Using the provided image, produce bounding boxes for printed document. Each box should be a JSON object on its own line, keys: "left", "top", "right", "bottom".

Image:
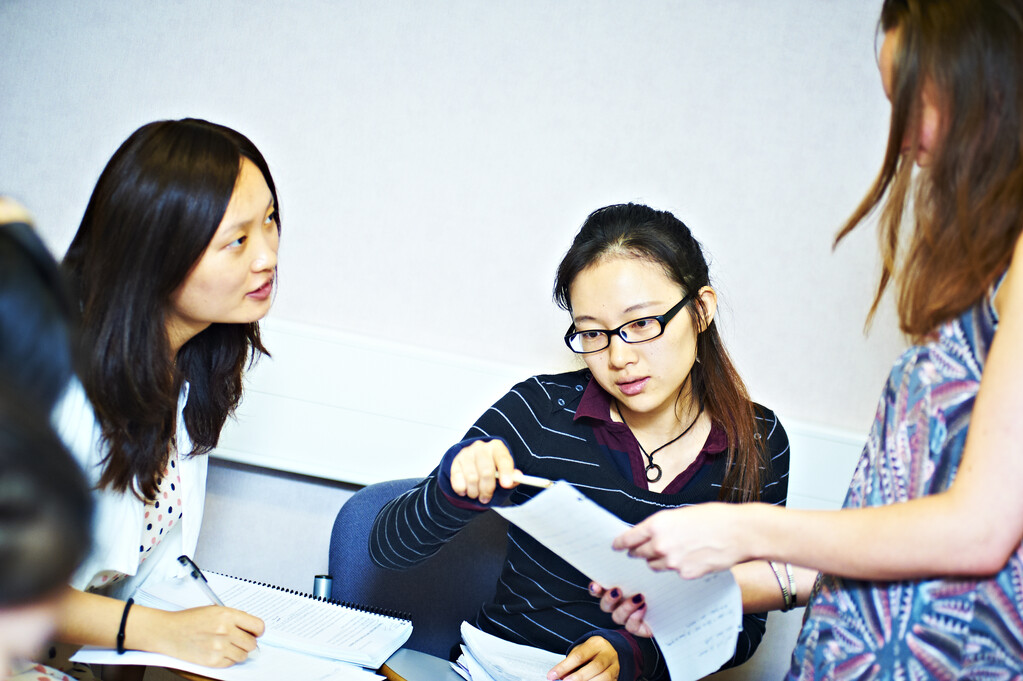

{"left": 493, "top": 481, "right": 742, "bottom": 681}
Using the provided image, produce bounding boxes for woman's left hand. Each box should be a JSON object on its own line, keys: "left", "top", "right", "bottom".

{"left": 546, "top": 636, "right": 619, "bottom": 681}
{"left": 613, "top": 503, "right": 754, "bottom": 578}
{"left": 590, "top": 582, "right": 652, "bottom": 637}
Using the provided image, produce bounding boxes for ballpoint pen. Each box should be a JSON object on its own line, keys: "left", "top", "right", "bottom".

{"left": 177, "top": 554, "right": 225, "bottom": 606}
{"left": 178, "top": 555, "right": 262, "bottom": 658}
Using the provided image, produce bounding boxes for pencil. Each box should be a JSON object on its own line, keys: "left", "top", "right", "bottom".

{"left": 515, "top": 473, "right": 554, "bottom": 489}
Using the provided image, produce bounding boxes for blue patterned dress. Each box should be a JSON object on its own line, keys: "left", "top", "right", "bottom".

{"left": 787, "top": 281, "right": 1023, "bottom": 680}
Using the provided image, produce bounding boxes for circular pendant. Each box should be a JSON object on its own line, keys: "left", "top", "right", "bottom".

{"left": 645, "top": 463, "right": 662, "bottom": 483}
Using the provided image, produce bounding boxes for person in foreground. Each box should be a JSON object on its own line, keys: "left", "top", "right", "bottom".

{"left": 0, "top": 391, "right": 93, "bottom": 681}
{"left": 601, "top": 1, "right": 1023, "bottom": 678}
{"left": 43, "top": 119, "right": 281, "bottom": 676}
{"left": 0, "top": 200, "right": 92, "bottom": 680}
{"left": 370, "top": 203, "right": 790, "bottom": 681}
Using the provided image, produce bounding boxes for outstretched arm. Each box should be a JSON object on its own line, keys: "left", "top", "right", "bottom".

{"left": 615, "top": 235, "right": 1023, "bottom": 581}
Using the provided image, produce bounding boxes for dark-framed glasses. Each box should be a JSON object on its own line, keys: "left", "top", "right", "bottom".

{"left": 563, "top": 292, "right": 695, "bottom": 354}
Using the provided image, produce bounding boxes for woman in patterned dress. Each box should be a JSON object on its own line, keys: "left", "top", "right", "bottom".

{"left": 27, "top": 119, "right": 281, "bottom": 679}
{"left": 601, "top": 0, "right": 1023, "bottom": 678}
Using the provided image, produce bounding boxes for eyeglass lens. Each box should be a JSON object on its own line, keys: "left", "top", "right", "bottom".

{"left": 568, "top": 317, "right": 664, "bottom": 353}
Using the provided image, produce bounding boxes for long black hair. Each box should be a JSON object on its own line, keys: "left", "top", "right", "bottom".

{"left": 63, "top": 118, "right": 281, "bottom": 499}
{"left": 554, "top": 203, "right": 765, "bottom": 502}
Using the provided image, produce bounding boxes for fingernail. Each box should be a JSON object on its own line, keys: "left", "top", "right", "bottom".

{"left": 631, "top": 594, "right": 644, "bottom": 605}
{"left": 588, "top": 582, "right": 599, "bottom": 594}
{"left": 610, "top": 588, "right": 620, "bottom": 599}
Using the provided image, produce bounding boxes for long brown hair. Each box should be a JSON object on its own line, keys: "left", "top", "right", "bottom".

{"left": 837, "top": 0, "right": 1023, "bottom": 340}
{"left": 554, "top": 203, "right": 765, "bottom": 503}
{"left": 64, "top": 119, "right": 280, "bottom": 499}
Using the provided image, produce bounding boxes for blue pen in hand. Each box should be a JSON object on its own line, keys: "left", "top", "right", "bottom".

{"left": 177, "top": 555, "right": 225, "bottom": 606}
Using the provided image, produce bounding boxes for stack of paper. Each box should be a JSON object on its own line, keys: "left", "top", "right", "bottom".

{"left": 452, "top": 622, "right": 563, "bottom": 681}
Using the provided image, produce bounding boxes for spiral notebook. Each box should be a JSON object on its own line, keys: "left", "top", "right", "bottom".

{"left": 133, "top": 571, "right": 412, "bottom": 669}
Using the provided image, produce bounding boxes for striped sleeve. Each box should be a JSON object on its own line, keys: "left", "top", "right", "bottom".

{"left": 369, "top": 377, "right": 551, "bottom": 570}
{"left": 757, "top": 406, "right": 790, "bottom": 507}
{"left": 369, "top": 469, "right": 481, "bottom": 569}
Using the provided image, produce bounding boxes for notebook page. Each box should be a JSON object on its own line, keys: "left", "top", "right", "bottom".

{"left": 136, "top": 573, "right": 410, "bottom": 667}
{"left": 494, "top": 481, "right": 741, "bottom": 681}
{"left": 205, "top": 573, "right": 411, "bottom": 664}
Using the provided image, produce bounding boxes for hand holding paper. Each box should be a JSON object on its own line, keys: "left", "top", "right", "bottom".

{"left": 493, "top": 482, "right": 742, "bottom": 681}
{"left": 613, "top": 502, "right": 752, "bottom": 578}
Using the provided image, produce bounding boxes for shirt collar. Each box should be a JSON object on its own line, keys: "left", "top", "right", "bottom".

{"left": 575, "top": 375, "right": 728, "bottom": 455}
{"left": 575, "top": 374, "right": 615, "bottom": 422}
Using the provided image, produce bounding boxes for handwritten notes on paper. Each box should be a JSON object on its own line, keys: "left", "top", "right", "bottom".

{"left": 493, "top": 482, "right": 742, "bottom": 681}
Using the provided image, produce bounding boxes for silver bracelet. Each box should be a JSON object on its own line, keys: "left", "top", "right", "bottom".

{"left": 768, "top": 561, "right": 794, "bottom": 611}
{"left": 785, "top": 562, "right": 797, "bottom": 610}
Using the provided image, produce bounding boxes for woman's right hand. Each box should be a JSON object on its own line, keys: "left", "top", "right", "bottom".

{"left": 137, "top": 605, "right": 264, "bottom": 667}
{"left": 449, "top": 439, "right": 519, "bottom": 504}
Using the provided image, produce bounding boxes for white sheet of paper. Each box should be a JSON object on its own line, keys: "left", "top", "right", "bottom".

{"left": 71, "top": 644, "right": 383, "bottom": 681}
{"left": 493, "top": 481, "right": 742, "bottom": 681}
{"left": 457, "top": 622, "right": 563, "bottom": 681}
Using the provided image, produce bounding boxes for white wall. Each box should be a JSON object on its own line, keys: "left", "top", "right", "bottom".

{"left": 1, "top": 0, "right": 905, "bottom": 433}
{"left": 3, "top": 3, "right": 894, "bottom": 677}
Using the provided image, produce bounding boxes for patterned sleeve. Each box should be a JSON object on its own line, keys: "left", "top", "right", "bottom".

{"left": 724, "top": 406, "right": 791, "bottom": 669}
{"left": 369, "top": 377, "right": 550, "bottom": 570}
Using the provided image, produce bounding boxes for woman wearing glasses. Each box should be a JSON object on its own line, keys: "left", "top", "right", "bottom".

{"left": 370, "top": 203, "right": 789, "bottom": 681}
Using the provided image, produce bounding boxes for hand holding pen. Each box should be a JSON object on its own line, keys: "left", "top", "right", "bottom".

{"left": 166, "top": 555, "right": 264, "bottom": 665}
{"left": 448, "top": 438, "right": 555, "bottom": 504}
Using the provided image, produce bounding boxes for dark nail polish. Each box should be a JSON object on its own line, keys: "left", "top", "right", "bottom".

{"left": 610, "top": 588, "right": 620, "bottom": 599}
{"left": 632, "top": 594, "right": 644, "bottom": 604}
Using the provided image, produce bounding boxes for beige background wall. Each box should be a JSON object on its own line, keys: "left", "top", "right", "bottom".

{"left": 1, "top": 0, "right": 905, "bottom": 433}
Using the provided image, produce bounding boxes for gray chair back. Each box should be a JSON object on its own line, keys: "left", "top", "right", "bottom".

{"left": 328, "top": 477, "right": 508, "bottom": 659}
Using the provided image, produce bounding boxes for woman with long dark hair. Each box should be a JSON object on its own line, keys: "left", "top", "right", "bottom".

{"left": 606, "top": 1, "right": 1023, "bottom": 677}
{"left": 370, "top": 203, "right": 790, "bottom": 681}
{"left": 41, "top": 118, "right": 280, "bottom": 674}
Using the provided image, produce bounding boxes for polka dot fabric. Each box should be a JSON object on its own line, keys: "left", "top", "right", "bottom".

{"left": 83, "top": 445, "right": 183, "bottom": 591}
{"left": 140, "top": 445, "right": 183, "bottom": 564}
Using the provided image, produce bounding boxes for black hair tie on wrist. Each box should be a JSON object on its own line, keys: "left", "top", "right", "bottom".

{"left": 117, "top": 597, "right": 134, "bottom": 654}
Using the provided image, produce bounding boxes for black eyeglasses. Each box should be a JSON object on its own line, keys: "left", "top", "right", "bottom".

{"left": 563, "top": 293, "right": 695, "bottom": 354}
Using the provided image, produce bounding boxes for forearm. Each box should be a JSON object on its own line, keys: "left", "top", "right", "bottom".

{"left": 747, "top": 494, "right": 1009, "bottom": 580}
{"left": 55, "top": 587, "right": 169, "bottom": 653}
{"left": 731, "top": 561, "right": 817, "bottom": 612}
